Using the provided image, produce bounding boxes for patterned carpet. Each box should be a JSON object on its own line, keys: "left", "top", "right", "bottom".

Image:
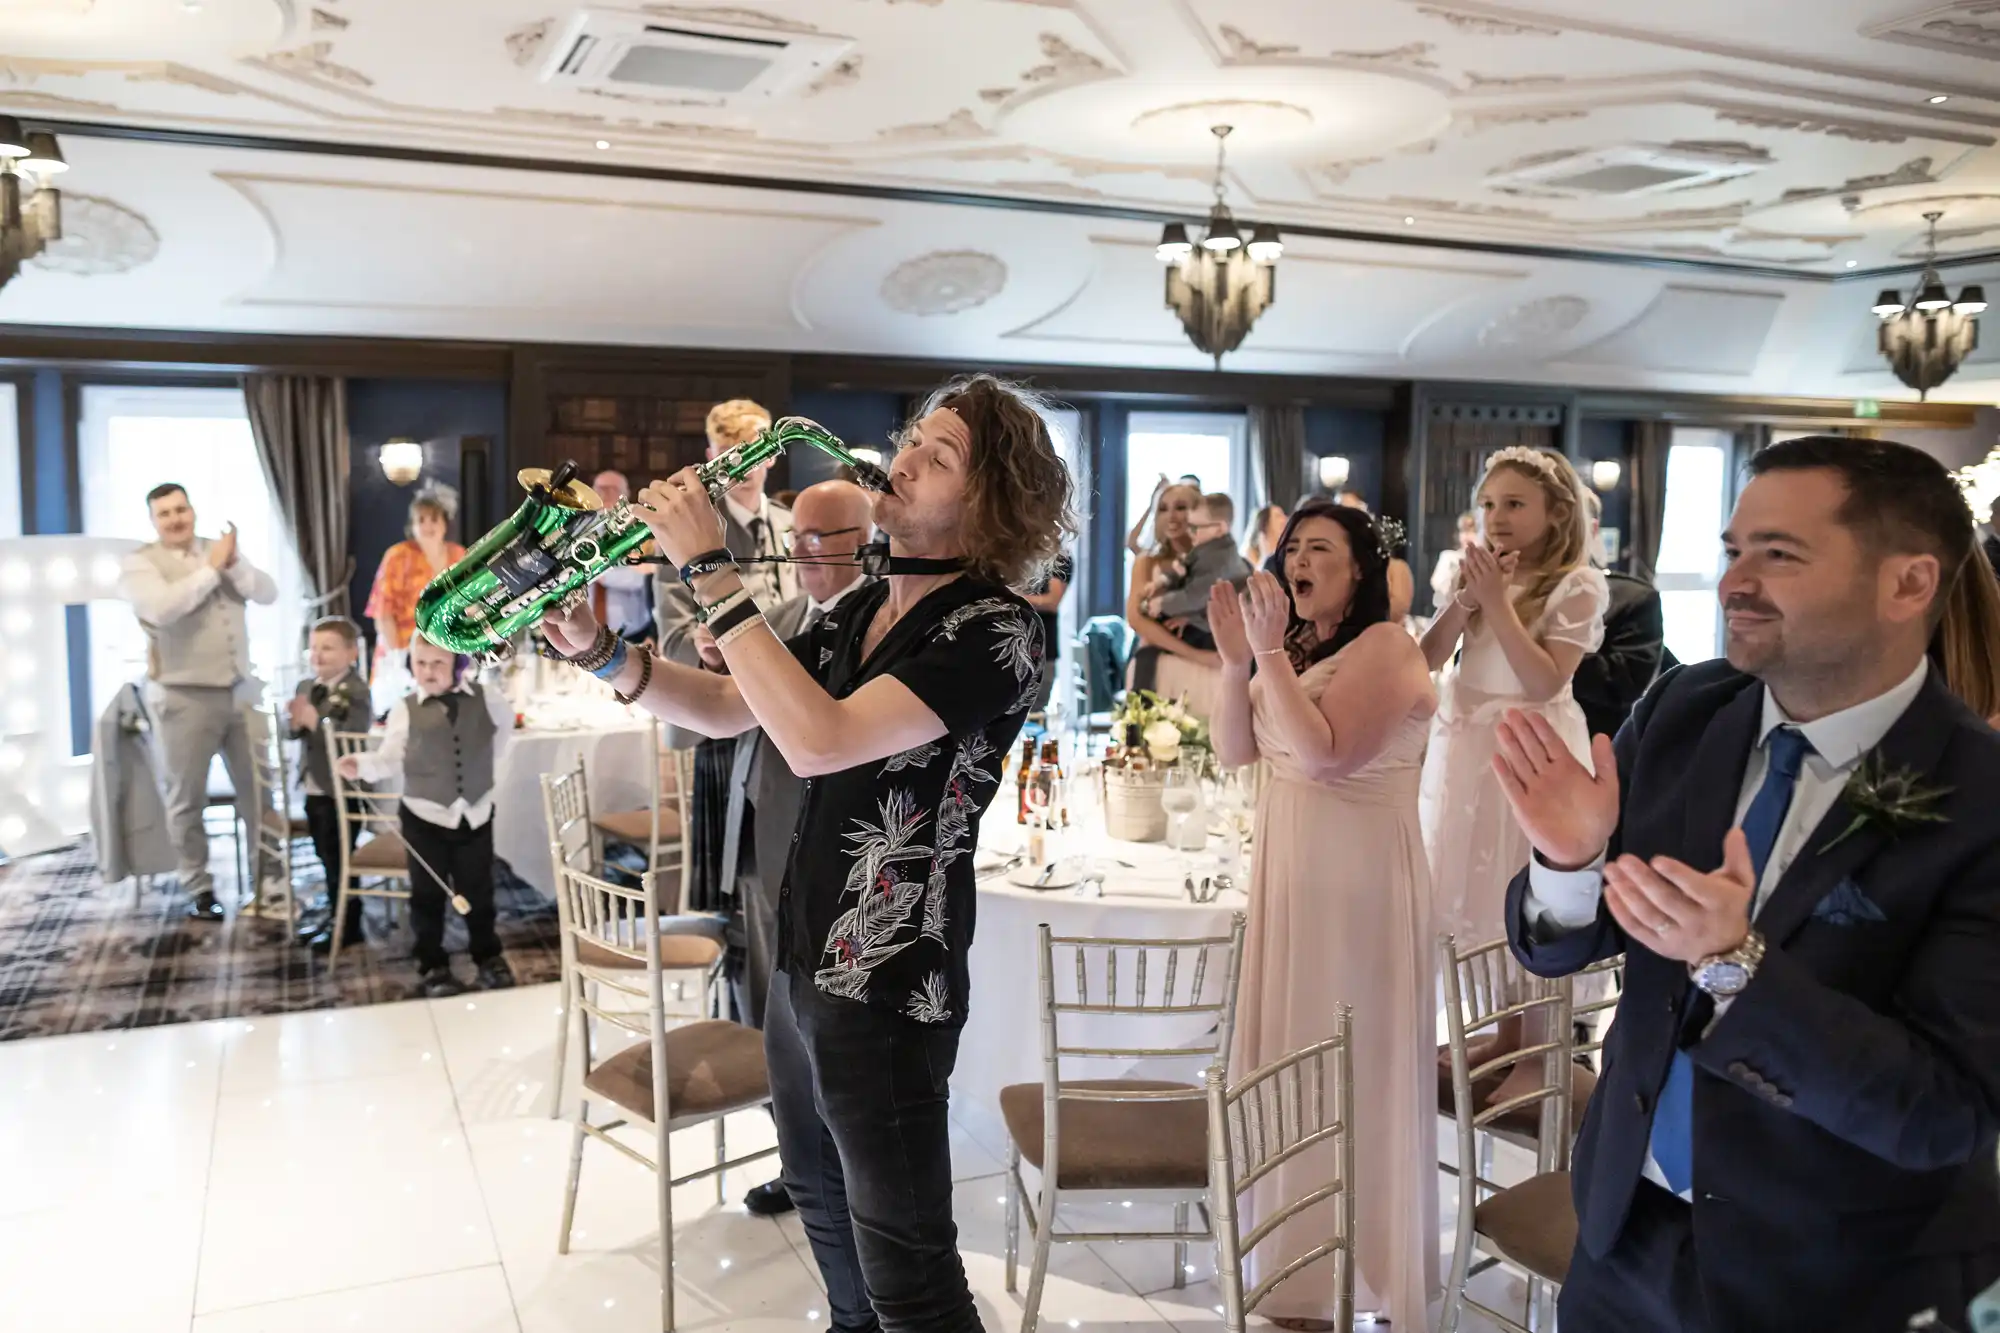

{"left": 0, "top": 839, "right": 565, "bottom": 1041}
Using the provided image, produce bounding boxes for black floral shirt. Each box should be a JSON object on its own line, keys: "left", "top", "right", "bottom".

{"left": 775, "top": 576, "right": 1042, "bottom": 1026}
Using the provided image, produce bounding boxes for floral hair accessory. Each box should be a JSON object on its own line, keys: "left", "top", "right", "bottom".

{"left": 1484, "top": 446, "right": 1566, "bottom": 485}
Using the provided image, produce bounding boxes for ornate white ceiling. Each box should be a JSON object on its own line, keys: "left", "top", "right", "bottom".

{"left": 4, "top": 0, "right": 2000, "bottom": 399}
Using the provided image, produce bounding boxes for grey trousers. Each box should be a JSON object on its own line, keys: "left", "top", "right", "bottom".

{"left": 150, "top": 684, "right": 272, "bottom": 897}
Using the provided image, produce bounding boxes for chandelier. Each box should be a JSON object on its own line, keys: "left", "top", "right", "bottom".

{"left": 1955, "top": 444, "right": 2000, "bottom": 518}
{"left": 1155, "top": 125, "right": 1282, "bottom": 368}
{"left": 0, "top": 117, "right": 65, "bottom": 294}
{"left": 1872, "top": 210, "right": 1985, "bottom": 401}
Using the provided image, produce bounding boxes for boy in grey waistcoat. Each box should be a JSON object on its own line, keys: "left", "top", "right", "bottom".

{"left": 339, "top": 634, "right": 515, "bottom": 998}
{"left": 288, "top": 617, "right": 373, "bottom": 952}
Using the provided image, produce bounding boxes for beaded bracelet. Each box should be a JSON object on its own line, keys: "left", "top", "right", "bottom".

{"left": 589, "top": 637, "right": 631, "bottom": 681}
{"left": 613, "top": 648, "right": 654, "bottom": 705}
{"left": 547, "top": 623, "right": 620, "bottom": 672}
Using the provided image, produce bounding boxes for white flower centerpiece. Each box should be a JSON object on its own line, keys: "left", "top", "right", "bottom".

{"left": 1101, "top": 690, "right": 1212, "bottom": 842}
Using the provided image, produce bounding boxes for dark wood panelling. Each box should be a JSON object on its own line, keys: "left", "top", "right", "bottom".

{"left": 1576, "top": 390, "right": 1977, "bottom": 429}
{"left": 791, "top": 352, "right": 1400, "bottom": 410}
{"left": 0, "top": 324, "right": 512, "bottom": 380}
{"left": 508, "top": 346, "right": 790, "bottom": 487}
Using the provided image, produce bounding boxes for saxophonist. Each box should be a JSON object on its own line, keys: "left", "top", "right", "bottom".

{"left": 543, "top": 375, "right": 1073, "bottom": 1333}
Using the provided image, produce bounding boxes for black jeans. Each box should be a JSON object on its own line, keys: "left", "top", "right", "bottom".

{"left": 398, "top": 806, "right": 500, "bottom": 972}
{"left": 765, "top": 969, "right": 978, "bottom": 1333}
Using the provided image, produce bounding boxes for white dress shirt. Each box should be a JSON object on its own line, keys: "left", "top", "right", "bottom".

{"left": 120, "top": 540, "right": 278, "bottom": 695}
{"left": 804, "top": 574, "right": 865, "bottom": 626}
{"left": 1526, "top": 656, "right": 1932, "bottom": 1196}
{"left": 349, "top": 679, "right": 515, "bottom": 829}
{"left": 595, "top": 564, "right": 652, "bottom": 636}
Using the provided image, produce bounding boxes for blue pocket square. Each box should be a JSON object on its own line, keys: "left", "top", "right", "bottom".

{"left": 1812, "top": 878, "right": 1887, "bottom": 927}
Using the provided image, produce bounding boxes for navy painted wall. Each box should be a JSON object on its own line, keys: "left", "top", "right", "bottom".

{"left": 1579, "top": 417, "right": 1635, "bottom": 570}
{"left": 784, "top": 389, "right": 906, "bottom": 492}
{"left": 1302, "top": 406, "right": 1390, "bottom": 513}
{"left": 344, "top": 378, "right": 508, "bottom": 633}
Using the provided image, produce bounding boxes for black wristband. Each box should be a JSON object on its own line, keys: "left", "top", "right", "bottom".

{"left": 679, "top": 548, "right": 737, "bottom": 585}
{"left": 705, "top": 596, "right": 760, "bottom": 644}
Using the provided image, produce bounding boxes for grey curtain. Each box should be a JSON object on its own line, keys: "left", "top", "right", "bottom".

{"left": 243, "top": 374, "right": 352, "bottom": 615}
{"left": 1250, "top": 404, "right": 1308, "bottom": 514}
{"left": 1627, "top": 420, "right": 1674, "bottom": 582}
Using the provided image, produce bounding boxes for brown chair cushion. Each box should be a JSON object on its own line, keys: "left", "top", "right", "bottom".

{"left": 349, "top": 833, "right": 408, "bottom": 873}
{"left": 1473, "top": 1171, "right": 1576, "bottom": 1282}
{"left": 999, "top": 1079, "right": 1208, "bottom": 1191}
{"left": 1436, "top": 1055, "right": 1598, "bottom": 1139}
{"left": 582, "top": 1019, "right": 768, "bottom": 1122}
{"left": 576, "top": 931, "right": 722, "bottom": 971}
{"left": 592, "top": 808, "right": 683, "bottom": 843}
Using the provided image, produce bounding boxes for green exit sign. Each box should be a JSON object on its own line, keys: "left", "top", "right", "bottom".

{"left": 1854, "top": 398, "right": 1882, "bottom": 418}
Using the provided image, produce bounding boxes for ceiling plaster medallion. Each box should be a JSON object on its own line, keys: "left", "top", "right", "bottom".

{"left": 1479, "top": 295, "right": 1589, "bottom": 349}
{"left": 880, "top": 250, "right": 1008, "bottom": 316}
{"left": 27, "top": 195, "right": 159, "bottom": 278}
{"left": 506, "top": 18, "right": 553, "bottom": 67}
{"left": 1130, "top": 99, "right": 1314, "bottom": 143}
{"left": 1415, "top": 5, "right": 1561, "bottom": 37}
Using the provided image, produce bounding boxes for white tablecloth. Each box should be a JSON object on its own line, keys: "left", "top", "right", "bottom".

{"left": 491, "top": 720, "right": 654, "bottom": 897}
{"left": 954, "top": 826, "right": 1244, "bottom": 1148}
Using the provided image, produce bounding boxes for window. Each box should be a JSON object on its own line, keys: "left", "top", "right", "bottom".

{"left": 1036, "top": 405, "right": 1085, "bottom": 653}
{"left": 78, "top": 387, "right": 309, "bottom": 740}
{"left": 1655, "top": 427, "right": 1731, "bottom": 666}
{"left": 1123, "top": 411, "right": 1248, "bottom": 598}
{"left": 0, "top": 382, "right": 21, "bottom": 539}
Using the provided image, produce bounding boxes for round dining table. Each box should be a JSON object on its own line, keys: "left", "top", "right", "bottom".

{"left": 953, "top": 823, "right": 1246, "bottom": 1151}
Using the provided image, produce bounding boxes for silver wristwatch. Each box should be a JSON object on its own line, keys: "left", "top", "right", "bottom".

{"left": 1690, "top": 929, "right": 1766, "bottom": 998}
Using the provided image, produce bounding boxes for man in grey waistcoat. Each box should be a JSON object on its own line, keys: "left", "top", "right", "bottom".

{"left": 706, "top": 479, "right": 875, "bottom": 1218}
{"left": 119, "top": 482, "right": 280, "bottom": 921}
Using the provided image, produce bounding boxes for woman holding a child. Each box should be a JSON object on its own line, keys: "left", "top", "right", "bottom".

{"left": 1125, "top": 481, "right": 1237, "bottom": 719}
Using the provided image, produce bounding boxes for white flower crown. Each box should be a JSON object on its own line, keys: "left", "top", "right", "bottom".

{"left": 1484, "top": 446, "right": 1566, "bottom": 485}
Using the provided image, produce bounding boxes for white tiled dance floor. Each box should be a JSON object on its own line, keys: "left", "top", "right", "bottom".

{"left": 0, "top": 983, "right": 1529, "bottom": 1332}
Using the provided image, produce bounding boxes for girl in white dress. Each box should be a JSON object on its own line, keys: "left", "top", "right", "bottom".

{"left": 1418, "top": 447, "right": 1606, "bottom": 1106}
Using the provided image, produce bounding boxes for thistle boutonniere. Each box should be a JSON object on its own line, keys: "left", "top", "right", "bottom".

{"left": 1822, "top": 750, "right": 1952, "bottom": 853}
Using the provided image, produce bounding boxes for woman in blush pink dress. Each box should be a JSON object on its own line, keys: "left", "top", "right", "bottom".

{"left": 1210, "top": 499, "right": 1440, "bottom": 1329}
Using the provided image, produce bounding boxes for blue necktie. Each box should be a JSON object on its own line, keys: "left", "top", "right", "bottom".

{"left": 1649, "top": 725, "right": 1814, "bottom": 1194}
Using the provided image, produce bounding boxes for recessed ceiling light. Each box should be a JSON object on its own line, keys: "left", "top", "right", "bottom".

{"left": 595, "top": 140, "right": 610, "bottom": 150}
{"left": 1846, "top": 259, "right": 1859, "bottom": 268}
{"left": 1403, "top": 216, "right": 1415, "bottom": 226}
{"left": 1930, "top": 95, "right": 1949, "bottom": 104}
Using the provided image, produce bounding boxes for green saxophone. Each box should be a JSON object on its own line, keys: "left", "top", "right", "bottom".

{"left": 414, "top": 416, "right": 887, "bottom": 657}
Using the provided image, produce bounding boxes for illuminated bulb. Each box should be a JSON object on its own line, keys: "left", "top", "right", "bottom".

{"left": 8, "top": 656, "right": 33, "bottom": 682}
{"left": 0, "top": 745, "right": 22, "bottom": 773}
{"left": 62, "top": 779, "right": 87, "bottom": 808}
{"left": 0, "top": 561, "right": 28, "bottom": 593}
{"left": 43, "top": 557, "right": 76, "bottom": 589}
{"left": 3, "top": 609, "right": 30, "bottom": 635}
{"left": 0, "top": 816, "right": 27, "bottom": 843}
{"left": 1931, "top": 94, "right": 1949, "bottom": 104}
{"left": 7, "top": 702, "right": 36, "bottom": 731}
{"left": 595, "top": 140, "right": 611, "bottom": 150}
{"left": 92, "top": 555, "right": 122, "bottom": 587}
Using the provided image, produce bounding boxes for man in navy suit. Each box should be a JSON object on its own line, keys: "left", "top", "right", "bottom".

{"left": 1494, "top": 435, "right": 2000, "bottom": 1332}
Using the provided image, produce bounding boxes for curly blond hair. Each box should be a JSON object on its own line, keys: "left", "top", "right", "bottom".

{"left": 912, "top": 374, "right": 1079, "bottom": 588}
{"left": 705, "top": 398, "right": 772, "bottom": 452}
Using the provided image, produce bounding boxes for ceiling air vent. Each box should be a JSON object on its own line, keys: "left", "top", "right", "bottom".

{"left": 1488, "top": 143, "right": 1770, "bottom": 199}
{"left": 539, "top": 9, "right": 855, "bottom": 104}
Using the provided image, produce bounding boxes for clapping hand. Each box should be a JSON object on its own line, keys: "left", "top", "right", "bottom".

{"left": 1603, "top": 830, "right": 1755, "bottom": 964}
{"left": 1459, "top": 542, "right": 1517, "bottom": 612}
{"left": 286, "top": 697, "right": 317, "bottom": 730}
{"left": 1240, "top": 571, "right": 1291, "bottom": 657}
{"left": 632, "top": 468, "right": 727, "bottom": 568}
{"left": 207, "top": 524, "right": 239, "bottom": 571}
{"left": 1208, "top": 581, "right": 1252, "bottom": 668}
{"left": 1490, "top": 709, "right": 1619, "bottom": 871}
{"left": 335, "top": 754, "right": 361, "bottom": 781}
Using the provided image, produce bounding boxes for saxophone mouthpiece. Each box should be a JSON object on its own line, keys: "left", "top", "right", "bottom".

{"left": 543, "top": 461, "right": 578, "bottom": 496}
{"left": 852, "top": 462, "right": 892, "bottom": 494}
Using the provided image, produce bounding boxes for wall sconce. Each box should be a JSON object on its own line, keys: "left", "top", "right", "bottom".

{"left": 1590, "top": 459, "right": 1623, "bottom": 492}
{"left": 1317, "top": 455, "right": 1351, "bottom": 490}
{"left": 379, "top": 439, "right": 424, "bottom": 486}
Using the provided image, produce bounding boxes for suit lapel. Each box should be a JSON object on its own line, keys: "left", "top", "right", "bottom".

{"left": 1680, "top": 681, "right": 1763, "bottom": 868}
{"left": 1755, "top": 671, "right": 1961, "bottom": 946}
